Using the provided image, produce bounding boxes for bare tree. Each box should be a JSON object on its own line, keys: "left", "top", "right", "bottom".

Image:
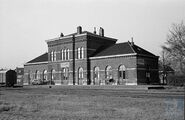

{"left": 162, "top": 21, "right": 185, "bottom": 74}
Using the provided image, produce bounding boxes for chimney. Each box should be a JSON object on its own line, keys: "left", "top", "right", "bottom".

{"left": 131, "top": 37, "right": 134, "bottom": 46}
{"left": 77, "top": 26, "right": 82, "bottom": 34}
{"left": 99, "top": 27, "right": 104, "bottom": 37}
{"left": 93, "top": 27, "right": 96, "bottom": 34}
{"left": 60, "top": 33, "right": 64, "bottom": 37}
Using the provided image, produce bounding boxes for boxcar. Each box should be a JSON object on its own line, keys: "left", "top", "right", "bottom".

{"left": 6, "top": 70, "right": 17, "bottom": 87}
{"left": 0, "top": 69, "right": 8, "bottom": 85}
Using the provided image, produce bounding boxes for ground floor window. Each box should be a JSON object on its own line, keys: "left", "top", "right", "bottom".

{"left": 93, "top": 66, "right": 100, "bottom": 84}
{"left": 105, "top": 66, "right": 112, "bottom": 79}
{"left": 43, "top": 70, "right": 47, "bottom": 81}
{"left": 35, "top": 70, "right": 40, "bottom": 79}
{"left": 61, "top": 68, "right": 69, "bottom": 81}
{"left": 118, "top": 65, "right": 126, "bottom": 79}
{"left": 51, "top": 69, "right": 55, "bottom": 80}
{"left": 118, "top": 65, "right": 126, "bottom": 85}
{"left": 78, "top": 67, "right": 83, "bottom": 84}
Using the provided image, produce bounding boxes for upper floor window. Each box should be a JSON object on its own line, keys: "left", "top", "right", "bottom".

{"left": 51, "top": 51, "right": 54, "bottom": 61}
{"left": 61, "top": 49, "right": 63, "bottom": 60}
{"left": 54, "top": 51, "right": 57, "bottom": 61}
{"left": 66, "top": 49, "right": 70, "bottom": 60}
{"left": 81, "top": 47, "right": 84, "bottom": 59}
{"left": 77, "top": 47, "right": 84, "bottom": 59}
{"left": 67, "top": 49, "right": 70, "bottom": 60}
{"left": 64, "top": 49, "right": 66, "bottom": 60}
{"left": 77, "top": 48, "right": 81, "bottom": 59}
{"left": 61, "top": 49, "right": 70, "bottom": 61}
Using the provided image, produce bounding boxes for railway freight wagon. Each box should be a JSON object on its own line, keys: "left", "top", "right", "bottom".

{"left": 0, "top": 69, "right": 17, "bottom": 87}
{"left": 0, "top": 69, "right": 8, "bottom": 85}
{"left": 6, "top": 70, "right": 17, "bottom": 87}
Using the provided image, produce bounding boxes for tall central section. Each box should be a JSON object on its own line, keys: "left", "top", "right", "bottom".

{"left": 46, "top": 26, "right": 117, "bottom": 85}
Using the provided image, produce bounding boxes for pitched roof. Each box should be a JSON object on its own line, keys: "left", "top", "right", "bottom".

{"left": 27, "top": 52, "right": 48, "bottom": 63}
{"left": 131, "top": 44, "right": 156, "bottom": 56}
{"left": 93, "top": 42, "right": 135, "bottom": 57}
{"left": 93, "top": 42, "right": 157, "bottom": 57}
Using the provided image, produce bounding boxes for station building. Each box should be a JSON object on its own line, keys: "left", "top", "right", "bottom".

{"left": 24, "top": 26, "right": 159, "bottom": 85}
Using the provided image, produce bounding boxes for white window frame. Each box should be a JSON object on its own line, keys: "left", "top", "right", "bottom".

{"left": 61, "top": 50, "right": 63, "bottom": 60}
{"left": 78, "top": 67, "right": 83, "bottom": 79}
{"left": 81, "top": 47, "right": 84, "bottom": 59}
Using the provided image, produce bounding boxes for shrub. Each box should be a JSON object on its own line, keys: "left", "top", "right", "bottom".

{"left": 167, "top": 75, "right": 185, "bottom": 86}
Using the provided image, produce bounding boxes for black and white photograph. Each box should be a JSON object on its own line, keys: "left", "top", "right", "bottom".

{"left": 0, "top": 0, "right": 184, "bottom": 119}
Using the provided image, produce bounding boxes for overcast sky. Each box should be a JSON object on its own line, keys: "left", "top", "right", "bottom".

{"left": 0, "top": 0, "right": 185, "bottom": 69}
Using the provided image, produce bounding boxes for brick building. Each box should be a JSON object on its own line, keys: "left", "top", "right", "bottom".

{"left": 24, "top": 26, "right": 159, "bottom": 85}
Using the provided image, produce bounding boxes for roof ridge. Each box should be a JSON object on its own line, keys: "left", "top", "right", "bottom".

{"left": 27, "top": 52, "right": 48, "bottom": 63}
{"left": 127, "top": 41, "right": 136, "bottom": 53}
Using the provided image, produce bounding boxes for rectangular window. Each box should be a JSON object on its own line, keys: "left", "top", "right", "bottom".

{"left": 68, "top": 49, "right": 70, "bottom": 60}
{"left": 78, "top": 48, "right": 81, "bottom": 59}
{"left": 63, "top": 49, "right": 66, "bottom": 60}
{"left": 54, "top": 51, "right": 56, "bottom": 61}
{"left": 51, "top": 51, "right": 53, "bottom": 61}
{"left": 81, "top": 47, "right": 84, "bottom": 59}
{"left": 61, "top": 50, "right": 63, "bottom": 60}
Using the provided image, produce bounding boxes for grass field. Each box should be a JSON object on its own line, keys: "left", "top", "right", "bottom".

{"left": 0, "top": 85, "right": 184, "bottom": 120}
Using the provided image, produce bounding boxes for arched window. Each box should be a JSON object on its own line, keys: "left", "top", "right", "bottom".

{"left": 118, "top": 65, "right": 126, "bottom": 79}
{"left": 29, "top": 71, "right": 32, "bottom": 80}
{"left": 35, "top": 70, "right": 37, "bottom": 79}
{"left": 43, "top": 70, "right": 47, "bottom": 81}
{"left": 94, "top": 66, "right": 100, "bottom": 80}
{"left": 78, "top": 67, "right": 83, "bottom": 79}
{"left": 62, "top": 68, "right": 69, "bottom": 80}
{"left": 28, "top": 71, "right": 31, "bottom": 84}
{"left": 35, "top": 70, "right": 40, "bottom": 79}
{"left": 105, "top": 66, "right": 112, "bottom": 79}
{"left": 51, "top": 69, "right": 55, "bottom": 80}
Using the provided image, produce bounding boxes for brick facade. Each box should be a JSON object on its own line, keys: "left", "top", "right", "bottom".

{"left": 24, "top": 26, "right": 159, "bottom": 85}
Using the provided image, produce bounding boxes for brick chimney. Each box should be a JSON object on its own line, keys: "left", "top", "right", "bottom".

{"left": 131, "top": 37, "right": 134, "bottom": 46}
{"left": 99, "top": 27, "right": 104, "bottom": 37}
{"left": 60, "top": 33, "right": 64, "bottom": 37}
{"left": 77, "top": 26, "right": 82, "bottom": 34}
{"left": 93, "top": 27, "right": 96, "bottom": 34}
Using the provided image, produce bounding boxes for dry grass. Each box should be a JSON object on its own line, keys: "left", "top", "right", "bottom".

{"left": 0, "top": 86, "right": 184, "bottom": 120}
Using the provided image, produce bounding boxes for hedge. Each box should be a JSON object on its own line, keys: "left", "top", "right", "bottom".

{"left": 167, "top": 75, "right": 185, "bottom": 86}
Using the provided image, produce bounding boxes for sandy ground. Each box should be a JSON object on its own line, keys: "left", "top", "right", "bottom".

{"left": 0, "top": 85, "right": 184, "bottom": 120}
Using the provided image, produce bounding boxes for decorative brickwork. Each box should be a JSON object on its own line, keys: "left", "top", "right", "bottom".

{"left": 24, "top": 27, "right": 159, "bottom": 85}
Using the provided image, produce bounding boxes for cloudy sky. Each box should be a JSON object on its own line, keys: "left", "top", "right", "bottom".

{"left": 0, "top": 0, "right": 185, "bottom": 69}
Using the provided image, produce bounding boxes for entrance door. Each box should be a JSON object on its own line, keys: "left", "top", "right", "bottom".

{"left": 61, "top": 68, "right": 69, "bottom": 85}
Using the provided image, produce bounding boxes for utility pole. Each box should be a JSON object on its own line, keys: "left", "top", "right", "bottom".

{"left": 162, "top": 51, "right": 166, "bottom": 84}
{"left": 72, "top": 35, "right": 75, "bottom": 85}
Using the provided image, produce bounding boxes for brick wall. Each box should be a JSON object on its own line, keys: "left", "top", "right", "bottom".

{"left": 137, "top": 56, "right": 159, "bottom": 85}
{"left": 24, "top": 63, "right": 48, "bottom": 85}
{"left": 90, "top": 55, "right": 137, "bottom": 85}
